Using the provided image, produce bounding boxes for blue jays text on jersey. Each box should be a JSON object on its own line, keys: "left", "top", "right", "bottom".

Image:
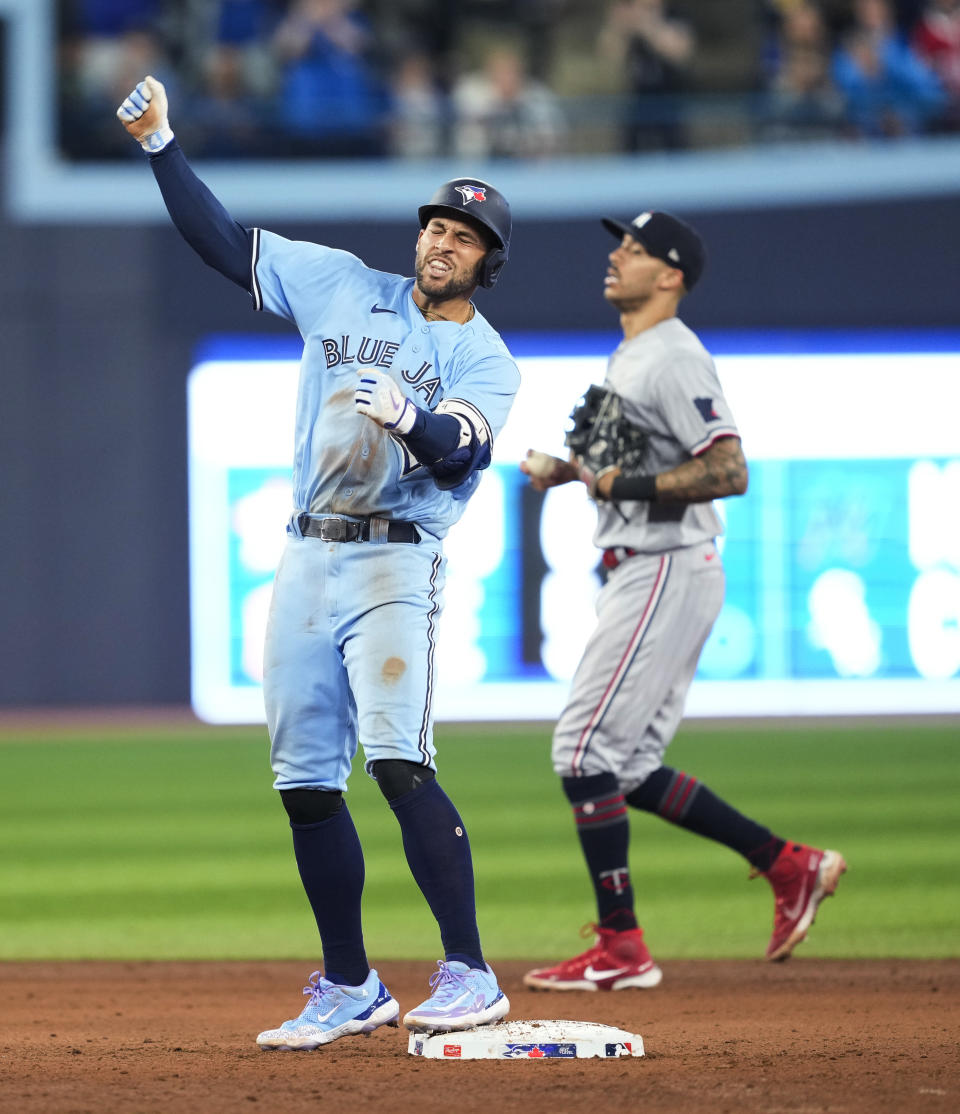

{"left": 321, "top": 334, "right": 441, "bottom": 407}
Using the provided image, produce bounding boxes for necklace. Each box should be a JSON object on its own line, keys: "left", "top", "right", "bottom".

{"left": 419, "top": 303, "right": 475, "bottom": 324}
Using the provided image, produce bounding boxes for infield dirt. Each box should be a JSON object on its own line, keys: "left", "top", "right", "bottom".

{"left": 1, "top": 958, "right": 957, "bottom": 1113}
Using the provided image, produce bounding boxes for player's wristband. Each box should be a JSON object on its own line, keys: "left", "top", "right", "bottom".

{"left": 610, "top": 474, "right": 658, "bottom": 501}
{"left": 141, "top": 126, "right": 175, "bottom": 153}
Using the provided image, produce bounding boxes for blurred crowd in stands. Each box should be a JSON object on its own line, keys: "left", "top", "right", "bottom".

{"left": 57, "top": 0, "right": 960, "bottom": 160}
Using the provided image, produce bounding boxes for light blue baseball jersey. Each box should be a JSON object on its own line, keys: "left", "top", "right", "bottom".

{"left": 252, "top": 230, "right": 520, "bottom": 537}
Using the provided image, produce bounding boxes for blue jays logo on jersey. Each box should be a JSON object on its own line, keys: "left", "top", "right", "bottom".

{"left": 456, "top": 185, "right": 487, "bottom": 206}
{"left": 694, "top": 396, "right": 720, "bottom": 422}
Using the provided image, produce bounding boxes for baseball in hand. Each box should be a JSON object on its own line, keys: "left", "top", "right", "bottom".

{"left": 523, "top": 449, "right": 563, "bottom": 480}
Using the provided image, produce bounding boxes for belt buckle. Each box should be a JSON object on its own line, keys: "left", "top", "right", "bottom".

{"left": 319, "top": 517, "right": 349, "bottom": 542}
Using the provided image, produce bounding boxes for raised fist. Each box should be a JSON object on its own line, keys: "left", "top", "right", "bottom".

{"left": 116, "top": 76, "right": 173, "bottom": 152}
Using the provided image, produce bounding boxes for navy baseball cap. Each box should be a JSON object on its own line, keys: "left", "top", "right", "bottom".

{"left": 601, "top": 210, "right": 706, "bottom": 290}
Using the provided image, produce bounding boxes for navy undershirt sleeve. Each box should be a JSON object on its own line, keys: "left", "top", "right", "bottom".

{"left": 401, "top": 408, "right": 461, "bottom": 463}
{"left": 400, "top": 408, "right": 490, "bottom": 490}
{"left": 148, "top": 140, "right": 252, "bottom": 290}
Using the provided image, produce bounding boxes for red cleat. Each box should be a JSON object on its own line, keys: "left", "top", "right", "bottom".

{"left": 523, "top": 925, "right": 662, "bottom": 991}
{"left": 761, "top": 843, "right": 847, "bottom": 961}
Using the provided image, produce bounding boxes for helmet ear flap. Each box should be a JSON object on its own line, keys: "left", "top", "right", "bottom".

{"left": 480, "top": 245, "right": 508, "bottom": 289}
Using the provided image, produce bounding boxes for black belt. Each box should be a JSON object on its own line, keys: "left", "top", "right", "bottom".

{"left": 298, "top": 514, "right": 420, "bottom": 544}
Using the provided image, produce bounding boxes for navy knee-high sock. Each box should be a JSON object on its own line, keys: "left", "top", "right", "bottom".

{"left": 388, "top": 779, "right": 485, "bottom": 969}
{"left": 289, "top": 803, "right": 369, "bottom": 986}
{"left": 626, "top": 766, "right": 785, "bottom": 871}
{"left": 562, "top": 772, "right": 638, "bottom": 932}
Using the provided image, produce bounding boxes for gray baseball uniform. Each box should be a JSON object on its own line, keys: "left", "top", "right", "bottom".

{"left": 552, "top": 317, "right": 740, "bottom": 789}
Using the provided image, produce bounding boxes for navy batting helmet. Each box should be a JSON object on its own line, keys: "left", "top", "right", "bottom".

{"left": 418, "top": 178, "right": 511, "bottom": 289}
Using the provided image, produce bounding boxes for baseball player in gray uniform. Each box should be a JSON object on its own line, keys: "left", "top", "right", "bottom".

{"left": 521, "top": 211, "right": 846, "bottom": 990}
{"left": 118, "top": 77, "right": 515, "bottom": 1043}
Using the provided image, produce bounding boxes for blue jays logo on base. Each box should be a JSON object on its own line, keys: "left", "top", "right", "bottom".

{"left": 456, "top": 185, "right": 487, "bottom": 206}
{"left": 503, "top": 1043, "right": 577, "bottom": 1058}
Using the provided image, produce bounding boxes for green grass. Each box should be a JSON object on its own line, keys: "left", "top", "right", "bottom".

{"left": 0, "top": 719, "right": 957, "bottom": 961}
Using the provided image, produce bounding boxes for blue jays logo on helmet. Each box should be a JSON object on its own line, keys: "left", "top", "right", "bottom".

{"left": 455, "top": 185, "right": 487, "bottom": 205}
{"left": 418, "top": 177, "right": 512, "bottom": 288}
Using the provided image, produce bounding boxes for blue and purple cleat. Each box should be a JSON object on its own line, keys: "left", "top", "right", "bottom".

{"left": 403, "top": 960, "right": 510, "bottom": 1033}
{"left": 256, "top": 968, "right": 399, "bottom": 1050}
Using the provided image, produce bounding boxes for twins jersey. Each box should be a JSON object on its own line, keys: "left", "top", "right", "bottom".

{"left": 595, "top": 317, "right": 740, "bottom": 553}
{"left": 252, "top": 230, "right": 520, "bottom": 537}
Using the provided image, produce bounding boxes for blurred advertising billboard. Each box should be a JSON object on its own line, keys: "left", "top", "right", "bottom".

{"left": 188, "top": 331, "right": 960, "bottom": 722}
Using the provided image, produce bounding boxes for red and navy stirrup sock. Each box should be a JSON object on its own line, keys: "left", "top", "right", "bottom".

{"left": 626, "top": 766, "right": 785, "bottom": 870}
{"left": 563, "top": 773, "right": 638, "bottom": 930}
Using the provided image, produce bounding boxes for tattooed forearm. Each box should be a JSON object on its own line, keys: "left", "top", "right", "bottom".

{"left": 655, "top": 437, "right": 748, "bottom": 502}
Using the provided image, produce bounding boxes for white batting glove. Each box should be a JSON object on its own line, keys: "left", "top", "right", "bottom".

{"left": 354, "top": 369, "right": 417, "bottom": 435}
{"left": 116, "top": 75, "right": 174, "bottom": 153}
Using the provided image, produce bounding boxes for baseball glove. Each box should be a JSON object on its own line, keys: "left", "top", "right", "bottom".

{"left": 564, "top": 385, "right": 649, "bottom": 492}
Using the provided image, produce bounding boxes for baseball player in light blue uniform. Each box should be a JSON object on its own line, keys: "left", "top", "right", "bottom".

{"left": 119, "top": 76, "right": 517, "bottom": 1048}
